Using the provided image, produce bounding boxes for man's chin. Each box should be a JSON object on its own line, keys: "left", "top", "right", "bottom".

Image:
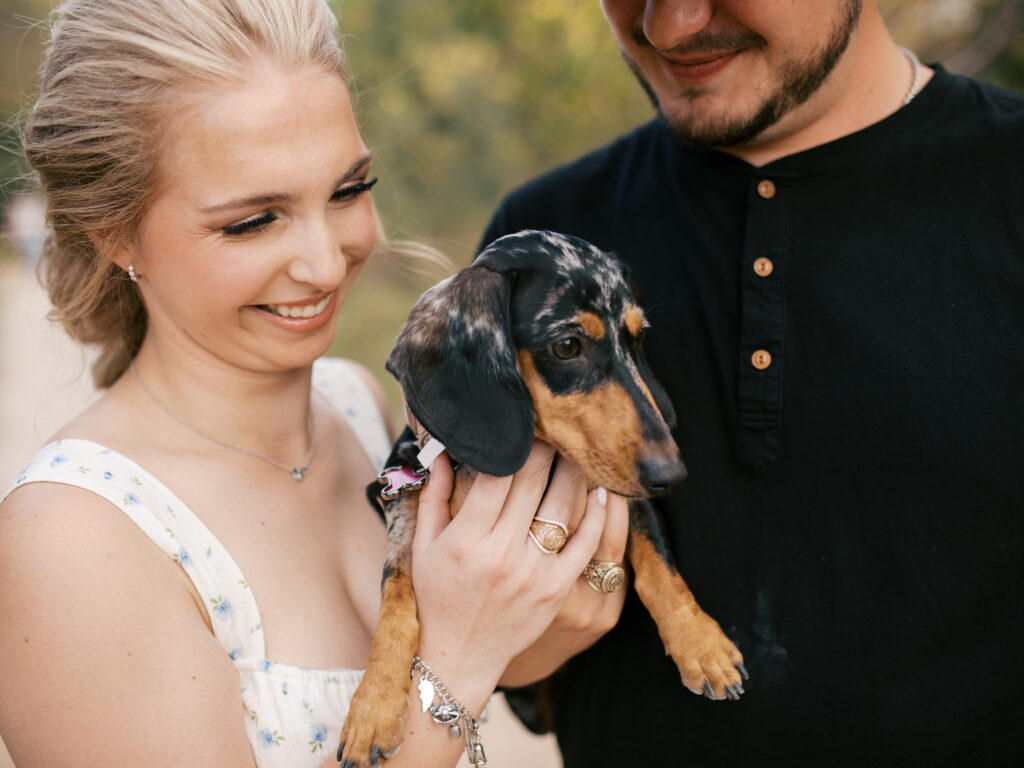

{"left": 658, "top": 103, "right": 782, "bottom": 150}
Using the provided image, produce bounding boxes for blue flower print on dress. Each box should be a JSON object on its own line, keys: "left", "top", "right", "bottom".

{"left": 123, "top": 491, "right": 141, "bottom": 506}
{"left": 257, "top": 728, "right": 284, "bottom": 748}
{"left": 174, "top": 547, "right": 192, "bottom": 568}
{"left": 309, "top": 723, "right": 328, "bottom": 753}
{"left": 49, "top": 452, "right": 69, "bottom": 468}
{"left": 210, "top": 595, "right": 233, "bottom": 621}
{"left": 103, "top": 471, "right": 113, "bottom": 480}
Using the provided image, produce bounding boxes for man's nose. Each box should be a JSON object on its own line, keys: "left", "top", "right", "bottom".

{"left": 642, "top": 0, "right": 713, "bottom": 50}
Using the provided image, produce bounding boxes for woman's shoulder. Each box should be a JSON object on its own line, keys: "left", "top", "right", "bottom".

{"left": 2, "top": 470, "right": 147, "bottom": 563}
{"left": 1, "top": 445, "right": 177, "bottom": 574}
{"left": 0, "top": 468, "right": 199, "bottom": 639}
{"left": 0, "top": 466, "right": 247, "bottom": 764}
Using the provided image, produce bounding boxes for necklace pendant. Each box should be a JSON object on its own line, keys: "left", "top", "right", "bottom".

{"left": 291, "top": 467, "right": 306, "bottom": 481}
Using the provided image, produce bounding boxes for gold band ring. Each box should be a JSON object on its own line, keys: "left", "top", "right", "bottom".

{"left": 529, "top": 516, "right": 569, "bottom": 554}
{"left": 582, "top": 560, "right": 626, "bottom": 593}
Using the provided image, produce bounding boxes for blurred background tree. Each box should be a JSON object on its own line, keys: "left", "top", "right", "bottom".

{"left": 1, "top": 0, "right": 1022, "bottom": 411}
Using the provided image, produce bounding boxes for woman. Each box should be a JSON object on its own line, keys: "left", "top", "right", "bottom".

{"left": 0, "top": 1, "right": 628, "bottom": 766}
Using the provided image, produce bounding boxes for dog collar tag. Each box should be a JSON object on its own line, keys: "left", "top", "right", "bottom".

{"left": 417, "top": 437, "right": 446, "bottom": 469}
{"left": 378, "top": 464, "right": 429, "bottom": 499}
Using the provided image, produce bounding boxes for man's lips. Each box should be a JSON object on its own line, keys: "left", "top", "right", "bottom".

{"left": 659, "top": 49, "right": 744, "bottom": 84}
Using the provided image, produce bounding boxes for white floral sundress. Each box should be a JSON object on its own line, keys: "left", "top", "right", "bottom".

{"left": 2, "top": 358, "right": 392, "bottom": 767}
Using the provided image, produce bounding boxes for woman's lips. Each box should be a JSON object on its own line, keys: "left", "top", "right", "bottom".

{"left": 250, "top": 291, "right": 337, "bottom": 331}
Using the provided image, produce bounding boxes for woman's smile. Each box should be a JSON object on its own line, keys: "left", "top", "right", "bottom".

{"left": 250, "top": 290, "right": 338, "bottom": 331}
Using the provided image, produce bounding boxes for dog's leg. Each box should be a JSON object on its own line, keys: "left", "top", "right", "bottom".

{"left": 628, "top": 499, "right": 748, "bottom": 700}
{"left": 338, "top": 494, "right": 420, "bottom": 766}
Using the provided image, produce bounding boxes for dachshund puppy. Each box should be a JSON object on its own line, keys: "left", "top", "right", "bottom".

{"left": 338, "top": 230, "right": 746, "bottom": 766}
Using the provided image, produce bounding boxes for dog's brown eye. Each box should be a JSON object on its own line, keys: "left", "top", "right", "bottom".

{"left": 552, "top": 337, "right": 581, "bottom": 360}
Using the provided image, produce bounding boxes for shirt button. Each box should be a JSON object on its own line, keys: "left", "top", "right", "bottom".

{"left": 757, "top": 179, "right": 776, "bottom": 199}
{"left": 751, "top": 349, "right": 772, "bottom": 370}
{"left": 754, "top": 257, "right": 774, "bottom": 277}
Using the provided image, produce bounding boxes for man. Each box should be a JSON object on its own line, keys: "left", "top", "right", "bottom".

{"left": 480, "top": 1, "right": 1023, "bottom": 765}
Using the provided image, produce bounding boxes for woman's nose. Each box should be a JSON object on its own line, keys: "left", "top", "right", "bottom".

{"left": 286, "top": 220, "right": 347, "bottom": 288}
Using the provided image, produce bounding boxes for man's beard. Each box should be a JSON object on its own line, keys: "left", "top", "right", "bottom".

{"left": 624, "top": 0, "right": 862, "bottom": 149}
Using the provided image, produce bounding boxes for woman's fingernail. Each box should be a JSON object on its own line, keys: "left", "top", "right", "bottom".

{"left": 596, "top": 486, "right": 607, "bottom": 506}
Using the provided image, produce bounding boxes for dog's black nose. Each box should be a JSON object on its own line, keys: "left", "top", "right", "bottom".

{"left": 638, "top": 455, "right": 688, "bottom": 496}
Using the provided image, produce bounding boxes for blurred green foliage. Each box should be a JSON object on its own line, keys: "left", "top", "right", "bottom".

{"left": 1, "top": 0, "right": 1021, "bottom": 410}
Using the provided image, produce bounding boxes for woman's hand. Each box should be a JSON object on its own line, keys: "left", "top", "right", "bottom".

{"left": 409, "top": 440, "right": 607, "bottom": 709}
{"left": 499, "top": 488, "right": 628, "bottom": 687}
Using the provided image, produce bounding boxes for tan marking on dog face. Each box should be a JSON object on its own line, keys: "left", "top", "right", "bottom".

{"left": 624, "top": 305, "right": 646, "bottom": 337}
{"left": 518, "top": 351, "right": 650, "bottom": 495}
{"left": 575, "top": 311, "right": 606, "bottom": 340}
{"left": 633, "top": 369, "right": 665, "bottom": 422}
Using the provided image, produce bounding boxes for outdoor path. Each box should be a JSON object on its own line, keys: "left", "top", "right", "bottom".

{"left": 0, "top": 259, "right": 560, "bottom": 768}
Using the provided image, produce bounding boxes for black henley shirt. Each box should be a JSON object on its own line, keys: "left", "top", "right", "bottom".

{"left": 481, "top": 66, "right": 1024, "bottom": 766}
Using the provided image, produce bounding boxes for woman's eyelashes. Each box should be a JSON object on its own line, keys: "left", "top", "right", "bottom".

{"left": 332, "top": 176, "right": 378, "bottom": 202}
{"left": 222, "top": 212, "right": 276, "bottom": 237}
{"left": 220, "top": 177, "right": 377, "bottom": 237}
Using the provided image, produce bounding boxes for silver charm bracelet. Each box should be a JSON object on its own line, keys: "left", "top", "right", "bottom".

{"left": 412, "top": 655, "right": 487, "bottom": 766}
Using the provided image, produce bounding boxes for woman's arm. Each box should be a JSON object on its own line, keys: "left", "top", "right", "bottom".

{"left": 358, "top": 444, "right": 608, "bottom": 767}
{"left": 0, "top": 484, "right": 257, "bottom": 767}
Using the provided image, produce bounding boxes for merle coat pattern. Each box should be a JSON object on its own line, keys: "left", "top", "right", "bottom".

{"left": 337, "top": 231, "right": 747, "bottom": 767}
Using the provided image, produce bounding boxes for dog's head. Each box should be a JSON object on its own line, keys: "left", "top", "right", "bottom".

{"left": 386, "top": 230, "right": 686, "bottom": 497}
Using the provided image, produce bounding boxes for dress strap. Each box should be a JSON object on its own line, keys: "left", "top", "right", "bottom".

{"left": 312, "top": 357, "right": 391, "bottom": 471}
{"left": 2, "top": 358, "right": 390, "bottom": 666}
{"left": 3, "top": 439, "right": 267, "bottom": 661}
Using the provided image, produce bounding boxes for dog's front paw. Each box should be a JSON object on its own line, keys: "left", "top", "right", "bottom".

{"left": 337, "top": 674, "right": 410, "bottom": 767}
{"left": 665, "top": 609, "right": 748, "bottom": 701}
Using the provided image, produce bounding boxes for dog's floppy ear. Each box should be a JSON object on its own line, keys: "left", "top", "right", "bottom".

{"left": 386, "top": 265, "right": 535, "bottom": 477}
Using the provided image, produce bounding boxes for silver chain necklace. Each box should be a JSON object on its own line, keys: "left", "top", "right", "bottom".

{"left": 129, "top": 360, "right": 316, "bottom": 480}
{"left": 899, "top": 47, "right": 922, "bottom": 105}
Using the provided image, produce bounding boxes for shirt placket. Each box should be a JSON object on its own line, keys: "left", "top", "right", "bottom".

{"left": 736, "top": 176, "right": 787, "bottom": 472}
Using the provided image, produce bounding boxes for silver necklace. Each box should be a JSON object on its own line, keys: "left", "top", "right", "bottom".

{"left": 129, "top": 360, "right": 316, "bottom": 480}
{"left": 899, "top": 47, "right": 922, "bottom": 105}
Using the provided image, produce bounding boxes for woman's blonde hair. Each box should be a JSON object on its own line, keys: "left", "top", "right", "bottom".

{"left": 24, "top": 0, "right": 348, "bottom": 388}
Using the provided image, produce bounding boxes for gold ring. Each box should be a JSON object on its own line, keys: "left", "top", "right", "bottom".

{"left": 582, "top": 560, "right": 626, "bottom": 593}
{"left": 529, "top": 516, "right": 569, "bottom": 554}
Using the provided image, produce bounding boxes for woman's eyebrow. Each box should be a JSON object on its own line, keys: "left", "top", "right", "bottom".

{"left": 198, "top": 152, "right": 373, "bottom": 213}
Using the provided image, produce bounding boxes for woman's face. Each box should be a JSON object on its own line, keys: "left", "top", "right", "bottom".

{"left": 127, "top": 62, "right": 377, "bottom": 373}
